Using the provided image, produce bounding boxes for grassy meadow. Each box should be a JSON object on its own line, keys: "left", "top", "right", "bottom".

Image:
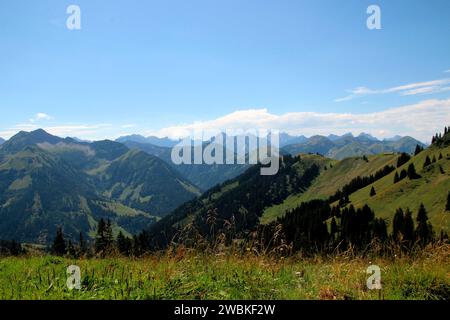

{"left": 0, "top": 244, "right": 449, "bottom": 300}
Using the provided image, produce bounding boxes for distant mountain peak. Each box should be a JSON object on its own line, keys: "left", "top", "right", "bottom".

{"left": 116, "top": 134, "right": 180, "bottom": 148}
{"left": 357, "top": 132, "right": 379, "bottom": 141}
{"left": 2, "top": 128, "right": 63, "bottom": 153}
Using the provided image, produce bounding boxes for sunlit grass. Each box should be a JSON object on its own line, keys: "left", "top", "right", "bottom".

{"left": 0, "top": 244, "right": 448, "bottom": 300}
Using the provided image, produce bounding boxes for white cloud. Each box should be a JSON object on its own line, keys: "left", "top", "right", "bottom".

{"left": 149, "top": 98, "right": 450, "bottom": 143}
{"left": 335, "top": 79, "right": 450, "bottom": 102}
{"left": 121, "top": 124, "right": 137, "bottom": 129}
{"left": 445, "top": 70, "right": 450, "bottom": 73}
{"left": 29, "top": 113, "right": 53, "bottom": 123}
{"left": 1, "top": 99, "right": 449, "bottom": 143}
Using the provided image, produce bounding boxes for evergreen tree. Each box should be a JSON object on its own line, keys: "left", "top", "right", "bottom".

{"left": 414, "top": 144, "right": 423, "bottom": 156}
{"left": 431, "top": 155, "right": 437, "bottom": 163}
{"left": 330, "top": 217, "right": 338, "bottom": 241}
{"left": 370, "top": 186, "right": 376, "bottom": 197}
{"left": 407, "top": 163, "right": 419, "bottom": 179}
{"left": 78, "top": 232, "right": 85, "bottom": 254}
{"left": 67, "top": 240, "right": 76, "bottom": 257}
{"left": 399, "top": 169, "right": 408, "bottom": 180}
{"left": 392, "top": 208, "right": 404, "bottom": 241}
{"left": 396, "top": 153, "right": 411, "bottom": 168}
{"left": 373, "top": 218, "right": 387, "bottom": 241}
{"left": 439, "top": 153, "right": 443, "bottom": 160}
{"left": 446, "top": 191, "right": 450, "bottom": 211}
{"left": 423, "top": 156, "right": 431, "bottom": 168}
{"left": 105, "top": 220, "right": 114, "bottom": 247}
{"left": 403, "top": 208, "right": 415, "bottom": 243}
{"left": 95, "top": 219, "right": 113, "bottom": 254}
{"left": 117, "top": 231, "right": 132, "bottom": 255}
{"left": 393, "top": 172, "right": 400, "bottom": 184}
{"left": 415, "top": 204, "right": 432, "bottom": 244}
{"left": 52, "top": 228, "right": 66, "bottom": 256}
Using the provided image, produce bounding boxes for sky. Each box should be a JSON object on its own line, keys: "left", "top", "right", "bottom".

{"left": 0, "top": 0, "right": 449, "bottom": 142}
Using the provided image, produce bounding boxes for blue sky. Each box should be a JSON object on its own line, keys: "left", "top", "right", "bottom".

{"left": 0, "top": 0, "right": 449, "bottom": 141}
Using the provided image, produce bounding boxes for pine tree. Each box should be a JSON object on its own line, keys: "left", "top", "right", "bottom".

{"left": 52, "top": 228, "right": 66, "bottom": 256}
{"left": 439, "top": 153, "right": 443, "bottom": 160}
{"left": 392, "top": 208, "right": 404, "bottom": 241}
{"left": 403, "top": 208, "right": 415, "bottom": 243}
{"left": 67, "top": 240, "right": 76, "bottom": 257}
{"left": 373, "top": 218, "right": 387, "bottom": 241}
{"left": 407, "top": 163, "right": 418, "bottom": 179}
{"left": 446, "top": 191, "right": 450, "bottom": 211}
{"left": 370, "top": 186, "right": 376, "bottom": 197}
{"left": 105, "top": 220, "right": 114, "bottom": 247}
{"left": 117, "top": 231, "right": 132, "bottom": 255}
{"left": 423, "top": 155, "right": 431, "bottom": 168}
{"left": 393, "top": 172, "right": 400, "bottom": 184}
{"left": 432, "top": 155, "right": 437, "bottom": 163}
{"left": 400, "top": 169, "right": 408, "bottom": 180}
{"left": 396, "top": 153, "right": 411, "bottom": 168}
{"left": 414, "top": 144, "right": 423, "bottom": 156}
{"left": 416, "top": 203, "right": 432, "bottom": 244}
{"left": 95, "top": 218, "right": 113, "bottom": 254}
{"left": 78, "top": 232, "right": 85, "bottom": 254}
{"left": 330, "top": 217, "right": 338, "bottom": 241}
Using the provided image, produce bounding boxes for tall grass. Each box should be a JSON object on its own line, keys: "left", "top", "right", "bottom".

{"left": 0, "top": 243, "right": 448, "bottom": 300}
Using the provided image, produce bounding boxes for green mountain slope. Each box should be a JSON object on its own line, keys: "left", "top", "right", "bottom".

{"left": 122, "top": 140, "right": 248, "bottom": 191}
{"left": 145, "top": 154, "right": 325, "bottom": 249}
{"left": 348, "top": 145, "right": 450, "bottom": 232}
{"left": 145, "top": 132, "right": 449, "bottom": 251}
{"left": 0, "top": 130, "right": 202, "bottom": 243}
{"left": 0, "top": 146, "right": 156, "bottom": 243}
{"left": 261, "top": 145, "right": 449, "bottom": 232}
{"left": 93, "top": 149, "right": 201, "bottom": 216}
{"left": 261, "top": 153, "right": 398, "bottom": 224}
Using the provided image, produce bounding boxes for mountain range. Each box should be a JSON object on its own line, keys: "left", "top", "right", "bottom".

{"left": 0, "top": 129, "right": 200, "bottom": 243}
{"left": 281, "top": 133, "right": 426, "bottom": 160}
{"left": 0, "top": 129, "right": 435, "bottom": 244}
{"left": 145, "top": 132, "right": 449, "bottom": 250}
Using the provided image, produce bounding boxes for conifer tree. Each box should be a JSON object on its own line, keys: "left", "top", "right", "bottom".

{"left": 403, "top": 208, "right": 415, "bottom": 243}
{"left": 393, "top": 172, "right": 400, "bottom": 183}
{"left": 370, "top": 186, "right": 376, "bottom": 197}
{"left": 407, "top": 163, "right": 418, "bottom": 179}
{"left": 67, "top": 240, "right": 76, "bottom": 257}
{"left": 400, "top": 169, "right": 408, "bottom": 180}
{"left": 446, "top": 191, "right": 450, "bottom": 211}
{"left": 416, "top": 203, "right": 432, "bottom": 244}
{"left": 78, "top": 232, "right": 85, "bottom": 254}
{"left": 423, "top": 156, "right": 431, "bottom": 168}
{"left": 52, "top": 227, "right": 66, "bottom": 256}
{"left": 117, "top": 231, "right": 132, "bottom": 255}
{"left": 396, "top": 153, "right": 411, "bottom": 168}
{"left": 330, "top": 217, "right": 338, "bottom": 241}
{"left": 95, "top": 219, "right": 113, "bottom": 254}
{"left": 414, "top": 144, "right": 423, "bottom": 156}
{"left": 393, "top": 208, "right": 404, "bottom": 241}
